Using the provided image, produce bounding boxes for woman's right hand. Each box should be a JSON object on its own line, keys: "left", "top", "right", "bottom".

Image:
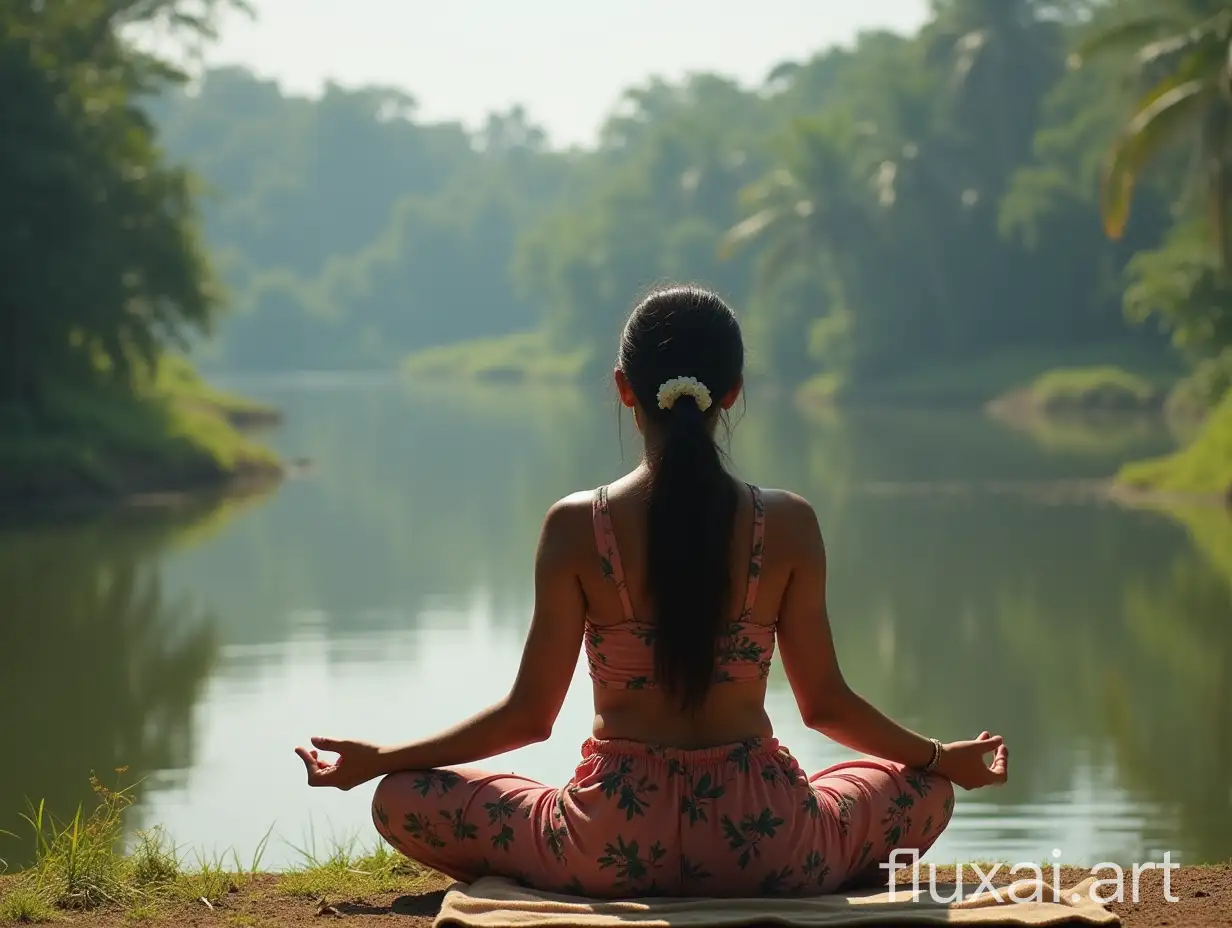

{"left": 936, "top": 731, "right": 1009, "bottom": 790}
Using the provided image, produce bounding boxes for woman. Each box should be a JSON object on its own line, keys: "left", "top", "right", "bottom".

{"left": 294, "top": 285, "right": 1009, "bottom": 898}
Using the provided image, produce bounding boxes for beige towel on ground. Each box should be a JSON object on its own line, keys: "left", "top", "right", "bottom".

{"left": 435, "top": 876, "right": 1119, "bottom": 927}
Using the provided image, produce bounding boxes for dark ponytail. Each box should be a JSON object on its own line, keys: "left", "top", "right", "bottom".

{"left": 619, "top": 286, "right": 744, "bottom": 711}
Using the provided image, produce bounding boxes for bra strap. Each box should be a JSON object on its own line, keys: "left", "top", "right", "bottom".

{"left": 593, "top": 486, "right": 635, "bottom": 622}
{"left": 741, "top": 484, "right": 766, "bottom": 619}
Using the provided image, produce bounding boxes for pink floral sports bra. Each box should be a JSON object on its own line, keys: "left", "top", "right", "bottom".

{"left": 585, "top": 484, "right": 774, "bottom": 689}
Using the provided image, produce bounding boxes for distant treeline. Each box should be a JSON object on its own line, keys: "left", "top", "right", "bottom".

{"left": 145, "top": 1, "right": 1232, "bottom": 400}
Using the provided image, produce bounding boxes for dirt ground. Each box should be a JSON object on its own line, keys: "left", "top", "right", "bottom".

{"left": 1, "top": 866, "right": 1228, "bottom": 927}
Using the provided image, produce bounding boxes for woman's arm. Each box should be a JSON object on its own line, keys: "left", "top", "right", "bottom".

{"left": 775, "top": 494, "right": 1008, "bottom": 788}
{"left": 296, "top": 497, "right": 588, "bottom": 789}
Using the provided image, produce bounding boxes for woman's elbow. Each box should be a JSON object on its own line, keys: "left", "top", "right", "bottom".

{"left": 504, "top": 700, "right": 554, "bottom": 744}
{"left": 799, "top": 682, "right": 858, "bottom": 730}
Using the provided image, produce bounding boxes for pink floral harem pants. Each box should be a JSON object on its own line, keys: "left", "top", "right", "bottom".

{"left": 371, "top": 737, "right": 953, "bottom": 898}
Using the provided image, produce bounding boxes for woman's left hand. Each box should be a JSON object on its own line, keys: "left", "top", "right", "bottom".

{"left": 294, "top": 736, "right": 388, "bottom": 790}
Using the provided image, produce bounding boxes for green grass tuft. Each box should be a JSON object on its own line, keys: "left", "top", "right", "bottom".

{"left": 0, "top": 884, "right": 56, "bottom": 923}
{"left": 280, "top": 829, "right": 424, "bottom": 899}
{"left": 124, "top": 900, "right": 160, "bottom": 922}
{"left": 175, "top": 854, "right": 237, "bottom": 905}
{"left": 16, "top": 773, "right": 135, "bottom": 911}
{"left": 403, "top": 331, "right": 590, "bottom": 384}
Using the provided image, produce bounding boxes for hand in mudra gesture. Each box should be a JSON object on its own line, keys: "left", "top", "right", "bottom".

{"left": 938, "top": 731, "right": 1009, "bottom": 791}
{"left": 294, "top": 736, "right": 387, "bottom": 791}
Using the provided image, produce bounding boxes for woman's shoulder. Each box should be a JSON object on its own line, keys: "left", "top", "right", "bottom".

{"left": 755, "top": 487, "right": 824, "bottom": 543}
{"left": 755, "top": 486, "right": 817, "bottom": 518}
{"left": 543, "top": 490, "right": 597, "bottom": 523}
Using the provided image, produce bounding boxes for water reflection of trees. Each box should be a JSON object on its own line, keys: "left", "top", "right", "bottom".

{"left": 738, "top": 406, "right": 1230, "bottom": 863}
{"left": 1105, "top": 509, "right": 1232, "bottom": 864}
{"left": 160, "top": 382, "right": 617, "bottom": 645}
{"left": 0, "top": 515, "right": 222, "bottom": 870}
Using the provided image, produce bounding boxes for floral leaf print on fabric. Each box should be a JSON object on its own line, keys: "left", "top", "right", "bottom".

{"left": 718, "top": 633, "right": 767, "bottom": 666}
{"left": 681, "top": 857, "right": 713, "bottom": 884}
{"left": 748, "top": 540, "right": 763, "bottom": 579}
{"left": 760, "top": 867, "right": 795, "bottom": 896}
{"left": 586, "top": 629, "right": 607, "bottom": 662}
{"left": 492, "top": 826, "right": 515, "bottom": 850}
{"left": 679, "top": 773, "right": 725, "bottom": 825}
{"left": 483, "top": 795, "right": 519, "bottom": 851}
{"left": 596, "top": 837, "right": 667, "bottom": 890}
{"left": 801, "top": 790, "right": 821, "bottom": 819}
{"left": 632, "top": 625, "right": 657, "bottom": 646}
{"left": 403, "top": 812, "right": 446, "bottom": 849}
{"left": 760, "top": 764, "right": 780, "bottom": 786}
{"left": 905, "top": 770, "right": 933, "bottom": 797}
{"left": 802, "top": 850, "right": 830, "bottom": 887}
{"left": 835, "top": 794, "right": 857, "bottom": 837}
{"left": 720, "top": 808, "right": 785, "bottom": 870}
{"left": 598, "top": 758, "right": 659, "bottom": 820}
{"left": 411, "top": 770, "right": 461, "bottom": 798}
{"left": 882, "top": 791, "right": 915, "bottom": 846}
{"left": 441, "top": 808, "right": 478, "bottom": 842}
{"left": 856, "top": 841, "right": 874, "bottom": 871}
{"left": 373, "top": 804, "right": 390, "bottom": 830}
{"left": 726, "top": 741, "right": 759, "bottom": 774}
{"left": 543, "top": 820, "right": 568, "bottom": 863}
{"left": 484, "top": 796, "right": 516, "bottom": 825}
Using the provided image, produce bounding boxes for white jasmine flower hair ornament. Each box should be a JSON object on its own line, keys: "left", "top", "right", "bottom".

{"left": 657, "top": 376, "right": 713, "bottom": 413}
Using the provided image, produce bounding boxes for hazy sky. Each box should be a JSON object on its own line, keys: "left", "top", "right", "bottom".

{"left": 187, "top": 0, "right": 930, "bottom": 147}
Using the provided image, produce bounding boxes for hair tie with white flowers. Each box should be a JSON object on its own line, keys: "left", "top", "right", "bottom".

{"left": 657, "top": 376, "right": 713, "bottom": 413}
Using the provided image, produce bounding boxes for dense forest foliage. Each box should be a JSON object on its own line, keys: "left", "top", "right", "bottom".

{"left": 148, "top": 0, "right": 1227, "bottom": 405}
{"left": 0, "top": 0, "right": 276, "bottom": 505}
{"left": 5, "top": 0, "right": 1232, "bottom": 499}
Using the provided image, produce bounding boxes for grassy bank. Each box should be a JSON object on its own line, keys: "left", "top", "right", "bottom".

{"left": 2, "top": 780, "right": 1228, "bottom": 926}
{"left": 0, "top": 358, "right": 282, "bottom": 515}
{"left": 1117, "top": 391, "right": 1232, "bottom": 500}
{"left": 403, "top": 332, "right": 590, "bottom": 384}
{"left": 796, "top": 341, "right": 1179, "bottom": 410}
{"left": 1, "top": 792, "right": 1228, "bottom": 928}
{"left": 0, "top": 778, "right": 443, "bottom": 926}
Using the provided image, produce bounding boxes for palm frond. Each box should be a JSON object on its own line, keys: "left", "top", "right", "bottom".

{"left": 1072, "top": 15, "right": 1184, "bottom": 67}
{"left": 718, "top": 209, "right": 781, "bottom": 260}
{"left": 1102, "top": 79, "right": 1213, "bottom": 239}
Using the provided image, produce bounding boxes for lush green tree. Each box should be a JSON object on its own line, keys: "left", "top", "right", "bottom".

{"left": 0, "top": 0, "right": 241, "bottom": 410}
{"left": 1068, "top": 0, "right": 1232, "bottom": 400}
{"left": 122, "top": 0, "right": 1207, "bottom": 398}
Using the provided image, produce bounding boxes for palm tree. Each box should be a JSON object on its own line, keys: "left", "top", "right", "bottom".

{"left": 1075, "top": 4, "right": 1232, "bottom": 267}
{"left": 718, "top": 113, "right": 871, "bottom": 281}
{"left": 924, "top": 0, "right": 1063, "bottom": 198}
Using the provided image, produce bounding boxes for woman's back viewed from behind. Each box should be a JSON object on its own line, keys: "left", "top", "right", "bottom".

{"left": 295, "top": 286, "right": 1010, "bottom": 898}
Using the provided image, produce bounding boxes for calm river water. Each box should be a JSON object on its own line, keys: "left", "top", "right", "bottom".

{"left": 2, "top": 376, "right": 1228, "bottom": 871}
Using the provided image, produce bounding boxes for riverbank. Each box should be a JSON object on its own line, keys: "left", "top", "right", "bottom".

{"left": 403, "top": 332, "right": 590, "bottom": 384}
{"left": 796, "top": 341, "right": 1180, "bottom": 412}
{"left": 3, "top": 779, "right": 1228, "bottom": 927}
{"left": 0, "top": 359, "right": 283, "bottom": 518}
{"left": 2, "top": 863, "right": 1227, "bottom": 927}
